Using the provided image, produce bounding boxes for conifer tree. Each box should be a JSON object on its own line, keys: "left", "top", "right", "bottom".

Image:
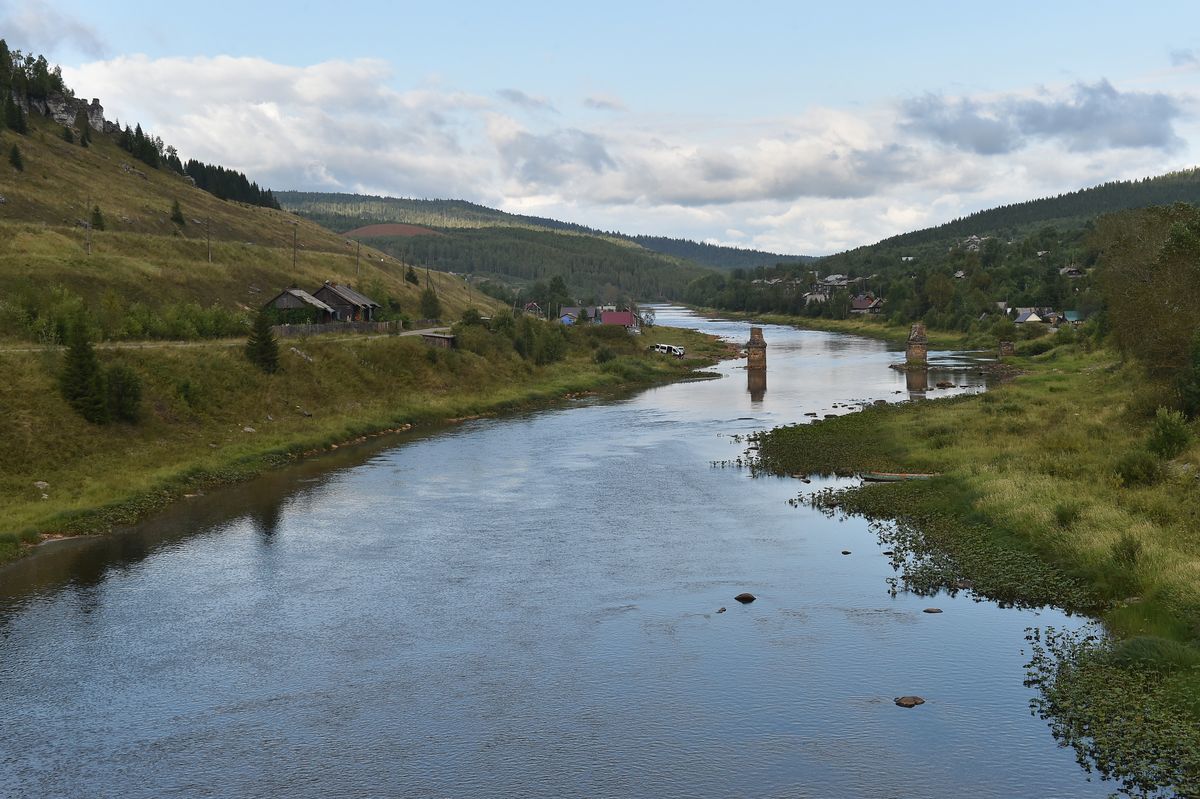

{"left": 245, "top": 309, "right": 279, "bottom": 373}
{"left": 9, "top": 144, "right": 22, "bottom": 171}
{"left": 61, "top": 124, "right": 74, "bottom": 143}
{"left": 90, "top": 205, "right": 105, "bottom": 231}
{"left": 60, "top": 319, "right": 109, "bottom": 424}
{"left": 420, "top": 285, "right": 442, "bottom": 320}
{"left": 170, "top": 199, "right": 185, "bottom": 226}
{"left": 105, "top": 364, "right": 142, "bottom": 423}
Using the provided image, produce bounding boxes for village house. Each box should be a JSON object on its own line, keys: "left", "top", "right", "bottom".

{"left": 850, "top": 294, "right": 883, "bottom": 314}
{"left": 312, "top": 281, "right": 381, "bottom": 321}
{"left": 560, "top": 306, "right": 599, "bottom": 325}
{"left": 262, "top": 288, "right": 336, "bottom": 324}
{"left": 600, "top": 310, "right": 639, "bottom": 330}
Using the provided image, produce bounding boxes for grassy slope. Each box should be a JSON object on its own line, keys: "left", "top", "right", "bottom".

{"left": 752, "top": 344, "right": 1200, "bottom": 793}
{"left": 0, "top": 324, "right": 724, "bottom": 562}
{"left": 0, "top": 118, "right": 495, "bottom": 329}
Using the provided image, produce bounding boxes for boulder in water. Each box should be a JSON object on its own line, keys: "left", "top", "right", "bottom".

{"left": 734, "top": 593, "right": 756, "bottom": 604}
{"left": 895, "top": 695, "right": 925, "bottom": 708}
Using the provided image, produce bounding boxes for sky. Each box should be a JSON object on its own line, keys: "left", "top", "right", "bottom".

{"left": 3, "top": 0, "right": 1199, "bottom": 254}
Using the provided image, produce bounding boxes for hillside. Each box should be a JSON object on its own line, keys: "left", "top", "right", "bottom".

{"left": 686, "top": 167, "right": 1200, "bottom": 334}
{"left": 874, "top": 167, "right": 1200, "bottom": 251}
{"left": 355, "top": 225, "right": 712, "bottom": 304}
{"left": 277, "top": 190, "right": 808, "bottom": 271}
{"left": 0, "top": 116, "right": 495, "bottom": 341}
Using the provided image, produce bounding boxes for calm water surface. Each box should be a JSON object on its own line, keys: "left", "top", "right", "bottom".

{"left": 0, "top": 308, "right": 1107, "bottom": 798}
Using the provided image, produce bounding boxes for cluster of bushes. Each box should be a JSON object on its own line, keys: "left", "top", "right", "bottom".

{"left": 1, "top": 287, "right": 250, "bottom": 343}
{"left": 452, "top": 309, "right": 573, "bottom": 366}
{"left": 1115, "top": 407, "right": 1193, "bottom": 486}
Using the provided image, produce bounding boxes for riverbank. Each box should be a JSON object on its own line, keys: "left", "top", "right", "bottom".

{"left": 688, "top": 306, "right": 980, "bottom": 349}
{"left": 0, "top": 324, "right": 729, "bottom": 565}
{"left": 750, "top": 340, "right": 1200, "bottom": 794}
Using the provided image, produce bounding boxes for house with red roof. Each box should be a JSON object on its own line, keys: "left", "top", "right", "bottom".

{"left": 600, "top": 310, "right": 638, "bottom": 330}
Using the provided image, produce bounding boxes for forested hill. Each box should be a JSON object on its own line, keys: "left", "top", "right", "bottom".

{"left": 627, "top": 235, "right": 812, "bottom": 270}
{"left": 356, "top": 226, "right": 713, "bottom": 304}
{"left": 877, "top": 167, "right": 1200, "bottom": 251}
{"left": 277, "top": 191, "right": 806, "bottom": 270}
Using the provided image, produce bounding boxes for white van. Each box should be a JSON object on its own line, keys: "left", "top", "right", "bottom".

{"left": 652, "top": 344, "right": 685, "bottom": 358}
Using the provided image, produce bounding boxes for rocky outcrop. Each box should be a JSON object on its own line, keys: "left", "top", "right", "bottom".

{"left": 15, "top": 91, "right": 105, "bottom": 131}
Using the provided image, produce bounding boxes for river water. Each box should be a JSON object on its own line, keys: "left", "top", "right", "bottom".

{"left": 0, "top": 308, "right": 1107, "bottom": 798}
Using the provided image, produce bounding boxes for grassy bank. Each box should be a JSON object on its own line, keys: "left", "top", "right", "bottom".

{"left": 750, "top": 342, "right": 1200, "bottom": 794}
{"left": 1, "top": 323, "right": 724, "bottom": 564}
{"left": 689, "top": 306, "right": 979, "bottom": 349}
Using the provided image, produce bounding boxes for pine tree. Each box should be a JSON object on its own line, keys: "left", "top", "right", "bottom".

{"left": 420, "top": 286, "right": 442, "bottom": 320}
{"left": 9, "top": 144, "right": 22, "bottom": 171}
{"left": 245, "top": 309, "right": 279, "bottom": 373}
{"left": 60, "top": 319, "right": 109, "bottom": 424}
{"left": 90, "top": 205, "right": 105, "bottom": 231}
{"left": 61, "top": 124, "right": 74, "bottom": 143}
{"left": 170, "top": 199, "right": 185, "bottom": 226}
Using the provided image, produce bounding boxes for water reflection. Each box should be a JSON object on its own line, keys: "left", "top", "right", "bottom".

{"left": 906, "top": 368, "right": 928, "bottom": 398}
{"left": 746, "top": 368, "right": 767, "bottom": 402}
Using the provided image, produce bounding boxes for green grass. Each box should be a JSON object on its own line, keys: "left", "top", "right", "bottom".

{"left": 0, "top": 323, "right": 722, "bottom": 562}
{"left": 0, "top": 117, "right": 500, "bottom": 342}
{"left": 752, "top": 343, "right": 1200, "bottom": 795}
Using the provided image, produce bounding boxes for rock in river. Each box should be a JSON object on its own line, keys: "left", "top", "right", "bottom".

{"left": 923, "top": 608, "right": 943, "bottom": 614}
{"left": 734, "top": 593, "right": 756, "bottom": 604}
{"left": 895, "top": 695, "right": 925, "bottom": 708}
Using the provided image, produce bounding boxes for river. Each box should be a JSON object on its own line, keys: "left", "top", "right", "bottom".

{"left": 0, "top": 308, "right": 1107, "bottom": 798}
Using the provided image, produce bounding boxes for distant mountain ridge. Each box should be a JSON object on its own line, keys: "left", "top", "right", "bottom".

{"left": 870, "top": 167, "right": 1200, "bottom": 252}
{"left": 276, "top": 191, "right": 811, "bottom": 270}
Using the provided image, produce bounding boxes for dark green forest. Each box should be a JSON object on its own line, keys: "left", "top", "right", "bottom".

{"left": 360, "top": 226, "right": 712, "bottom": 303}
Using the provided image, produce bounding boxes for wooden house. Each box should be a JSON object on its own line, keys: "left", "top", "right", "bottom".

{"left": 312, "top": 282, "right": 381, "bottom": 321}
{"left": 263, "top": 288, "right": 335, "bottom": 324}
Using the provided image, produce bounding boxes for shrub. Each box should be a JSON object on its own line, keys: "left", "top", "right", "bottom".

{"left": 9, "top": 144, "right": 23, "bottom": 171}
{"left": 1053, "top": 502, "right": 1081, "bottom": 528}
{"left": 594, "top": 346, "right": 615, "bottom": 364}
{"left": 459, "top": 308, "right": 484, "bottom": 326}
{"left": 1115, "top": 450, "right": 1161, "bottom": 486}
{"left": 170, "top": 199, "right": 185, "bottom": 226}
{"left": 105, "top": 364, "right": 142, "bottom": 423}
{"left": 1147, "top": 407, "right": 1190, "bottom": 459}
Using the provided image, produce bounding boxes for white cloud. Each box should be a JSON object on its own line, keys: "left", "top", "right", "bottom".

{"left": 0, "top": 0, "right": 106, "bottom": 58}
{"left": 62, "top": 53, "right": 1200, "bottom": 255}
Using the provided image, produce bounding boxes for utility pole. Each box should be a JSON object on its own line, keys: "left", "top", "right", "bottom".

{"left": 355, "top": 240, "right": 361, "bottom": 283}
{"left": 292, "top": 223, "right": 298, "bottom": 271}
{"left": 85, "top": 196, "right": 92, "bottom": 256}
{"left": 206, "top": 218, "right": 212, "bottom": 263}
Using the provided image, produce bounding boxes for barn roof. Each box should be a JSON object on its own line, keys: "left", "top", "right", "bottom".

{"left": 265, "top": 288, "right": 335, "bottom": 313}
{"left": 319, "top": 282, "right": 380, "bottom": 308}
